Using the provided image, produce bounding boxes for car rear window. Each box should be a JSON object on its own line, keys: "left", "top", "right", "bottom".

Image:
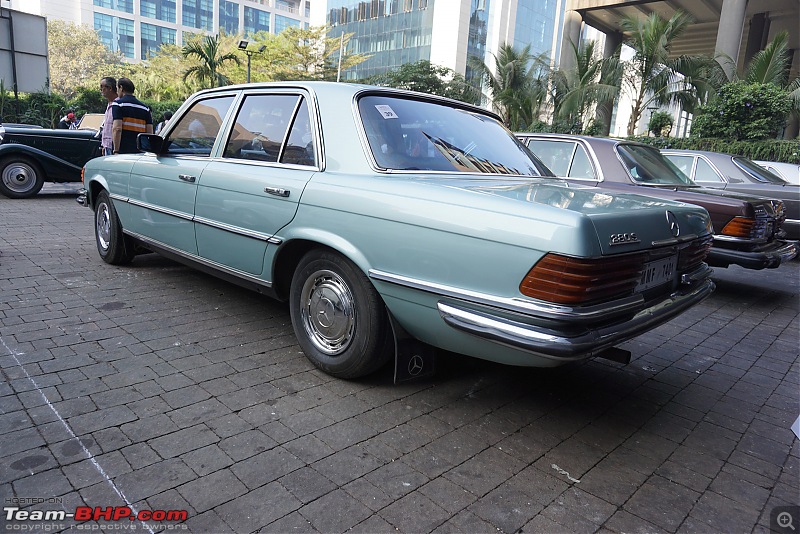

{"left": 358, "top": 95, "right": 550, "bottom": 176}
{"left": 616, "top": 144, "right": 695, "bottom": 186}
{"left": 733, "top": 157, "right": 789, "bottom": 184}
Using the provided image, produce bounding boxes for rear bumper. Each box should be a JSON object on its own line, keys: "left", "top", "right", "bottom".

{"left": 437, "top": 269, "right": 715, "bottom": 362}
{"left": 707, "top": 240, "right": 797, "bottom": 269}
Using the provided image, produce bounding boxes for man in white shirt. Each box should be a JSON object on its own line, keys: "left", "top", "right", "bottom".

{"left": 99, "top": 77, "right": 117, "bottom": 155}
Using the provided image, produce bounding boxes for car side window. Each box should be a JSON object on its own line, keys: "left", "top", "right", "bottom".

{"left": 223, "top": 94, "right": 300, "bottom": 163}
{"left": 525, "top": 140, "right": 572, "bottom": 177}
{"left": 164, "top": 96, "right": 235, "bottom": 157}
{"left": 280, "top": 98, "right": 316, "bottom": 167}
{"left": 663, "top": 155, "right": 693, "bottom": 177}
{"left": 694, "top": 158, "right": 724, "bottom": 183}
{"left": 568, "top": 145, "right": 595, "bottom": 180}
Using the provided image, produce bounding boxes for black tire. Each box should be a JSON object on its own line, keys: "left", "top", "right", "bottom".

{"left": 94, "top": 190, "right": 135, "bottom": 265}
{"left": 0, "top": 156, "right": 45, "bottom": 199}
{"left": 289, "top": 249, "right": 392, "bottom": 378}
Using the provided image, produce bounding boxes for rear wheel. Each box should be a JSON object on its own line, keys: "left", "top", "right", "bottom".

{"left": 289, "top": 249, "right": 392, "bottom": 378}
{"left": 0, "top": 157, "right": 45, "bottom": 199}
{"left": 95, "top": 190, "right": 135, "bottom": 265}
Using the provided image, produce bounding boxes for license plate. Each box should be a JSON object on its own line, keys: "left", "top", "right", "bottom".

{"left": 636, "top": 255, "right": 677, "bottom": 292}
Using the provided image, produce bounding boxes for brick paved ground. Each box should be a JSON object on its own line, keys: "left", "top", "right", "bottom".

{"left": 1, "top": 188, "right": 798, "bottom": 533}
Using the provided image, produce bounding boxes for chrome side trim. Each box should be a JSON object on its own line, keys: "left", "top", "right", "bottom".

{"left": 193, "top": 216, "right": 273, "bottom": 242}
{"left": 127, "top": 197, "right": 194, "bottom": 222}
{"left": 109, "top": 192, "right": 130, "bottom": 203}
{"left": 437, "top": 278, "right": 715, "bottom": 361}
{"left": 368, "top": 269, "right": 645, "bottom": 321}
{"left": 123, "top": 230, "right": 273, "bottom": 288}
{"left": 713, "top": 234, "right": 769, "bottom": 244}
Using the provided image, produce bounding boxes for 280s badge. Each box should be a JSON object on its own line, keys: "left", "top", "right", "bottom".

{"left": 609, "top": 232, "right": 640, "bottom": 245}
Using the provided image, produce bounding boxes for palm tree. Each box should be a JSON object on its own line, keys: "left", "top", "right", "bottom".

{"left": 739, "top": 31, "right": 799, "bottom": 113}
{"left": 550, "top": 40, "right": 621, "bottom": 133}
{"left": 619, "top": 11, "right": 714, "bottom": 136}
{"left": 182, "top": 35, "right": 240, "bottom": 89}
{"left": 469, "top": 43, "right": 550, "bottom": 130}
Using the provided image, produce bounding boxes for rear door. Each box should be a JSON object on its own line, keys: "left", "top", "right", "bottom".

{"left": 193, "top": 90, "right": 319, "bottom": 276}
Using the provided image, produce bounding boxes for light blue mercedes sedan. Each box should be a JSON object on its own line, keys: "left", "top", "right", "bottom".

{"left": 79, "top": 82, "right": 715, "bottom": 380}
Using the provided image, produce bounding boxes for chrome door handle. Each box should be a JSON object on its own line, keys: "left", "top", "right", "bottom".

{"left": 179, "top": 174, "right": 196, "bottom": 182}
{"left": 264, "top": 187, "right": 290, "bottom": 197}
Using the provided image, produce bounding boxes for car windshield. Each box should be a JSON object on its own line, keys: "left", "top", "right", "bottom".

{"left": 732, "top": 157, "right": 789, "bottom": 185}
{"left": 616, "top": 144, "right": 696, "bottom": 186}
{"left": 358, "top": 95, "right": 552, "bottom": 176}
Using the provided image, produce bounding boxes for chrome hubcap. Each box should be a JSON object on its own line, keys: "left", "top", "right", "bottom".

{"left": 300, "top": 269, "right": 355, "bottom": 355}
{"left": 1, "top": 162, "right": 36, "bottom": 193}
{"left": 96, "top": 203, "right": 111, "bottom": 252}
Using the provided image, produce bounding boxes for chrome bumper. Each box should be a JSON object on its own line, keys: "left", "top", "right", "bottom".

{"left": 437, "top": 277, "right": 715, "bottom": 362}
{"left": 76, "top": 188, "right": 88, "bottom": 207}
{"left": 707, "top": 240, "right": 797, "bottom": 270}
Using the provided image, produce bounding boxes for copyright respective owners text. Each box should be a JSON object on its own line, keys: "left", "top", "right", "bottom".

{"left": 773, "top": 506, "right": 800, "bottom": 534}
{"left": 3, "top": 497, "right": 189, "bottom": 532}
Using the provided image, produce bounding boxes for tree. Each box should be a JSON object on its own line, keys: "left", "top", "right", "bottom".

{"left": 182, "top": 34, "right": 241, "bottom": 88}
{"left": 619, "top": 11, "right": 714, "bottom": 136}
{"left": 735, "top": 31, "right": 799, "bottom": 118}
{"left": 131, "top": 43, "right": 198, "bottom": 101}
{"left": 648, "top": 110, "right": 673, "bottom": 137}
{"left": 469, "top": 43, "right": 550, "bottom": 130}
{"left": 365, "top": 60, "right": 479, "bottom": 103}
{"left": 550, "top": 40, "right": 620, "bottom": 134}
{"left": 273, "top": 26, "right": 369, "bottom": 81}
{"left": 47, "top": 20, "right": 124, "bottom": 99}
{"left": 690, "top": 82, "right": 791, "bottom": 140}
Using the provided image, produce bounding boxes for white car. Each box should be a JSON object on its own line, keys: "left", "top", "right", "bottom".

{"left": 754, "top": 160, "right": 800, "bottom": 186}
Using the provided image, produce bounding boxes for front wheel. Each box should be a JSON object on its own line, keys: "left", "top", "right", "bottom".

{"left": 95, "top": 190, "right": 135, "bottom": 265}
{"left": 289, "top": 249, "right": 392, "bottom": 378}
{"left": 0, "top": 157, "right": 45, "bottom": 199}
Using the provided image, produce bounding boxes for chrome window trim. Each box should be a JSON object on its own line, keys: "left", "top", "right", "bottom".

{"left": 123, "top": 230, "right": 274, "bottom": 288}
{"left": 277, "top": 95, "right": 303, "bottom": 163}
{"left": 368, "top": 269, "right": 646, "bottom": 321}
{"left": 518, "top": 135, "right": 604, "bottom": 183}
{"left": 159, "top": 93, "right": 241, "bottom": 159}
{"left": 218, "top": 88, "right": 323, "bottom": 171}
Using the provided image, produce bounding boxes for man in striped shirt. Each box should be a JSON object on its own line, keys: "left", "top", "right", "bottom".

{"left": 111, "top": 77, "right": 153, "bottom": 154}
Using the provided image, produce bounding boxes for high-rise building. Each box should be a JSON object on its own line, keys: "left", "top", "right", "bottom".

{"left": 7, "top": 0, "right": 311, "bottom": 61}
{"left": 324, "top": 0, "right": 565, "bottom": 82}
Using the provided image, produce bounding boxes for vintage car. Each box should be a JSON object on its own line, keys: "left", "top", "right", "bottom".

{"left": 0, "top": 123, "right": 102, "bottom": 198}
{"left": 517, "top": 133, "right": 797, "bottom": 270}
{"left": 79, "top": 82, "right": 716, "bottom": 379}
{"left": 661, "top": 149, "right": 799, "bottom": 241}
{"left": 754, "top": 160, "right": 800, "bottom": 186}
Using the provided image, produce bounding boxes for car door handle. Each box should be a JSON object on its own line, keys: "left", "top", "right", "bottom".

{"left": 264, "top": 187, "right": 290, "bottom": 197}
{"left": 178, "top": 174, "right": 196, "bottom": 183}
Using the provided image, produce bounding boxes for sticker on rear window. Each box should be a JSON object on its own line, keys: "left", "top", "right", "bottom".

{"left": 375, "top": 105, "right": 398, "bottom": 119}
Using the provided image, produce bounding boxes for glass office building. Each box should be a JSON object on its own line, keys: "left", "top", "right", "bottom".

{"left": 326, "top": 0, "right": 564, "bottom": 82}
{"left": 12, "top": 0, "right": 310, "bottom": 61}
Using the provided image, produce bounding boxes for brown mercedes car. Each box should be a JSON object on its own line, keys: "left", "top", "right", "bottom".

{"left": 516, "top": 133, "right": 796, "bottom": 270}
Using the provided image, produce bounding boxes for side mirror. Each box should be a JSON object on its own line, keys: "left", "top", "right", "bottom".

{"left": 138, "top": 133, "right": 164, "bottom": 154}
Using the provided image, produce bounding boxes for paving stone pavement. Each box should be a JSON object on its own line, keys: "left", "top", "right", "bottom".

{"left": 0, "top": 190, "right": 798, "bottom": 534}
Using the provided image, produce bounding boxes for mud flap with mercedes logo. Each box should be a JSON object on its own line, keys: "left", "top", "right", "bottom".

{"left": 388, "top": 312, "right": 436, "bottom": 383}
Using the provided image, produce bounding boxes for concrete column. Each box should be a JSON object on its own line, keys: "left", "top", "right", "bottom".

{"left": 596, "top": 30, "right": 622, "bottom": 136}
{"left": 715, "top": 0, "right": 748, "bottom": 79}
{"left": 743, "top": 12, "right": 768, "bottom": 68}
{"left": 559, "top": 10, "right": 582, "bottom": 72}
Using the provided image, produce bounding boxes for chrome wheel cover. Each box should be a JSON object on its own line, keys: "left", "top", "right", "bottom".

{"left": 300, "top": 269, "right": 356, "bottom": 355}
{"left": 96, "top": 202, "right": 112, "bottom": 253}
{"left": 1, "top": 161, "right": 37, "bottom": 194}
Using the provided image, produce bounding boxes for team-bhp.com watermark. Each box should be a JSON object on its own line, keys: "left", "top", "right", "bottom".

{"left": 4, "top": 498, "right": 188, "bottom": 531}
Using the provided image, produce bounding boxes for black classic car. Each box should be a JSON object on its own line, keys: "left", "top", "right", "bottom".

{"left": 516, "top": 133, "right": 797, "bottom": 270}
{"left": 0, "top": 123, "right": 102, "bottom": 198}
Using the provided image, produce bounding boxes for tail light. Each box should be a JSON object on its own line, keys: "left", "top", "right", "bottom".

{"left": 520, "top": 253, "right": 644, "bottom": 305}
{"left": 678, "top": 235, "right": 712, "bottom": 270}
{"left": 721, "top": 217, "right": 768, "bottom": 239}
